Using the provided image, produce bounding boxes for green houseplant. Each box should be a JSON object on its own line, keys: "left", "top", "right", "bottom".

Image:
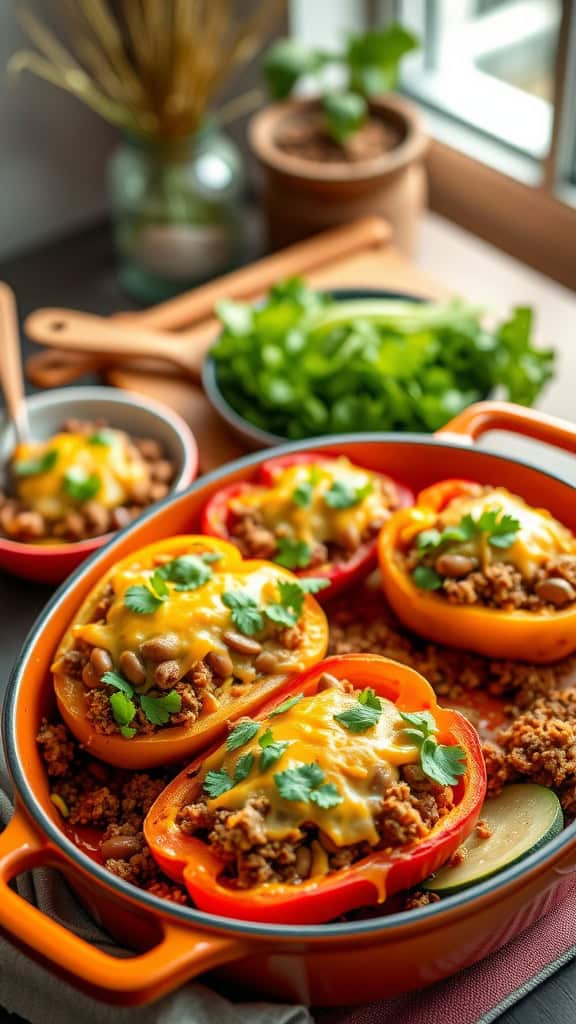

{"left": 249, "top": 24, "right": 428, "bottom": 253}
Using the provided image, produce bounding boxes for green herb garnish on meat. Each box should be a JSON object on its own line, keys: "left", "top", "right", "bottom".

{"left": 398, "top": 710, "right": 467, "bottom": 786}
{"left": 275, "top": 537, "right": 312, "bottom": 569}
{"left": 125, "top": 570, "right": 170, "bottom": 614}
{"left": 274, "top": 762, "right": 342, "bottom": 808}
{"left": 62, "top": 468, "right": 101, "bottom": 502}
{"left": 212, "top": 280, "right": 553, "bottom": 439}
{"left": 334, "top": 688, "right": 383, "bottom": 732}
{"left": 258, "top": 728, "right": 290, "bottom": 770}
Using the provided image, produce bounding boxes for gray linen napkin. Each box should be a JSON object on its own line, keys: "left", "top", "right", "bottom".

{"left": 0, "top": 772, "right": 312, "bottom": 1024}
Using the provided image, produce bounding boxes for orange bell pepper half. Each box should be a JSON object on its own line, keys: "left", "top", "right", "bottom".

{"left": 144, "top": 653, "right": 486, "bottom": 924}
{"left": 379, "top": 478, "right": 576, "bottom": 663}
{"left": 52, "top": 535, "right": 329, "bottom": 770}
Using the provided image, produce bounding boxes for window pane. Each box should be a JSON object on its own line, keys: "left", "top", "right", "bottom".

{"left": 397, "top": 0, "right": 562, "bottom": 162}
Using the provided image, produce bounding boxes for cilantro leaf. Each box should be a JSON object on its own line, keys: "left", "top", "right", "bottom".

{"left": 292, "top": 481, "right": 314, "bottom": 507}
{"left": 109, "top": 691, "right": 136, "bottom": 728}
{"left": 275, "top": 538, "right": 312, "bottom": 569}
{"left": 309, "top": 782, "right": 342, "bottom": 808}
{"left": 420, "top": 737, "right": 467, "bottom": 786}
{"left": 488, "top": 512, "right": 521, "bottom": 548}
{"left": 398, "top": 709, "right": 437, "bottom": 738}
{"left": 14, "top": 449, "right": 58, "bottom": 477}
{"left": 334, "top": 696, "right": 382, "bottom": 733}
{"left": 203, "top": 769, "right": 234, "bottom": 798}
{"left": 358, "top": 687, "right": 382, "bottom": 710}
{"left": 415, "top": 529, "right": 442, "bottom": 552}
{"left": 274, "top": 762, "right": 341, "bottom": 806}
{"left": 120, "top": 726, "right": 137, "bottom": 739}
{"left": 412, "top": 565, "right": 443, "bottom": 591}
{"left": 125, "top": 584, "right": 165, "bottom": 615}
{"left": 269, "top": 693, "right": 304, "bottom": 717}
{"left": 140, "top": 690, "right": 182, "bottom": 725}
{"left": 63, "top": 468, "right": 101, "bottom": 502}
{"left": 265, "top": 579, "right": 305, "bottom": 627}
{"left": 274, "top": 762, "right": 325, "bottom": 802}
{"left": 158, "top": 555, "right": 213, "bottom": 591}
{"left": 226, "top": 719, "right": 259, "bottom": 751}
{"left": 101, "top": 670, "right": 134, "bottom": 697}
{"left": 234, "top": 751, "right": 254, "bottom": 783}
{"left": 87, "top": 429, "right": 116, "bottom": 446}
{"left": 324, "top": 479, "right": 373, "bottom": 509}
{"left": 297, "top": 577, "right": 330, "bottom": 594}
{"left": 259, "top": 728, "right": 290, "bottom": 770}
{"left": 221, "top": 590, "right": 264, "bottom": 635}
{"left": 150, "top": 570, "right": 170, "bottom": 599}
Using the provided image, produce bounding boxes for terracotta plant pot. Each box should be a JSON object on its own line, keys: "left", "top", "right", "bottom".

{"left": 249, "top": 95, "right": 428, "bottom": 255}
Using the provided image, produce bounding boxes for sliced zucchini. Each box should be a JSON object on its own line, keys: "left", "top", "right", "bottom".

{"left": 424, "top": 784, "right": 563, "bottom": 895}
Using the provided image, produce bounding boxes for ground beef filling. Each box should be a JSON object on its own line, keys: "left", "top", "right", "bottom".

{"left": 56, "top": 576, "right": 301, "bottom": 738}
{"left": 0, "top": 420, "right": 175, "bottom": 544}
{"left": 406, "top": 543, "right": 576, "bottom": 612}
{"left": 229, "top": 480, "right": 395, "bottom": 567}
{"left": 175, "top": 764, "right": 454, "bottom": 890}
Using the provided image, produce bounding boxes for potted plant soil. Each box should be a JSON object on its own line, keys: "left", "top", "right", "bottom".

{"left": 249, "top": 25, "right": 427, "bottom": 254}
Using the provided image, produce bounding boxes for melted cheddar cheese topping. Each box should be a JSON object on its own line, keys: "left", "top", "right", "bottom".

{"left": 208, "top": 689, "right": 421, "bottom": 847}
{"left": 440, "top": 488, "right": 575, "bottom": 579}
{"left": 74, "top": 562, "right": 317, "bottom": 688}
{"left": 13, "top": 431, "right": 149, "bottom": 520}
{"left": 233, "top": 458, "right": 392, "bottom": 551}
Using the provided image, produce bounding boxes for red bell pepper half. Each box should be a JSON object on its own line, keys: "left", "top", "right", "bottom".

{"left": 145, "top": 653, "right": 486, "bottom": 924}
{"left": 201, "top": 453, "right": 413, "bottom": 601}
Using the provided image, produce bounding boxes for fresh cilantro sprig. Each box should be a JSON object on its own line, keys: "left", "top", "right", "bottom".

{"left": 14, "top": 449, "right": 58, "bottom": 477}
{"left": 222, "top": 590, "right": 264, "bottom": 635}
{"left": 259, "top": 727, "right": 290, "bottom": 770}
{"left": 275, "top": 537, "right": 312, "bottom": 569}
{"left": 125, "top": 570, "right": 170, "bottom": 614}
{"left": 100, "top": 668, "right": 181, "bottom": 736}
{"left": 324, "top": 479, "right": 373, "bottom": 509}
{"left": 203, "top": 751, "right": 255, "bottom": 797}
{"left": 87, "top": 429, "right": 117, "bottom": 446}
{"left": 274, "top": 762, "right": 342, "bottom": 808}
{"left": 226, "top": 719, "right": 259, "bottom": 751}
{"left": 412, "top": 505, "right": 521, "bottom": 591}
{"left": 63, "top": 467, "right": 101, "bottom": 502}
{"left": 222, "top": 577, "right": 329, "bottom": 635}
{"left": 333, "top": 687, "right": 383, "bottom": 732}
{"left": 269, "top": 692, "right": 304, "bottom": 717}
{"left": 156, "top": 553, "right": 216, "bottom": 591}
{"left": 292, "top": 480, "right": 314, "bottom": 507}
{"left": 398, "top": 710, "right": 467, "bottom": 786}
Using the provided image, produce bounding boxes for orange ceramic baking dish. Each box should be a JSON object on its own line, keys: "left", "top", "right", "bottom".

{"left": 2, "top": 401, "right": 576, "bottom": 1007}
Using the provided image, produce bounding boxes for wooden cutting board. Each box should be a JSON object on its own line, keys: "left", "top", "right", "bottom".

{"left": 99, "top": 220, "right": 451, "bottom": 472}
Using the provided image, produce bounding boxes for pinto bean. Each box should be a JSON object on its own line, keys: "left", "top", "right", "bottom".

{"left": 100, "top": 835, "right": 143, "bottom": 861}
{"left": 110, "top": 506, "right": 132, "bottom": 530}
{"left": 89, "top": 647, "right": 113, "bottom": 680}
{"left": 150, "top": 482, "right": 169, "bottom": 502}
{"left": 154, "top": 659, "right": 181, "bottom": 689}
{"left": 82, "top": 662, "right": 101, "bottom": 688}
{"left": 135, "top": 438, "right": 163, "bottom": 461}
{"left": 206, "top": 650, "right": 234, "bottom": 678}
{"left": 13, "top": 510, "right": 46, "bottom": 540}
{"left": 435, "top": 553, "right": 478, "bottom": 578}
{"left": 119, "top": 649, "right": 146, "bottom": 686}
{"left": 254, "top": 650, "right": 279, "bottom": 675}
{"left": 223, "top": 631, "right": 262, "bottom": 656}
{"left": 295, "top": 845, "right": 312, "bottom": 879}
{"left": 370, "top": 764, "right": 394, "bottom": 793}
{"left": 83, "top": 501, "right": 110, "bottom": 536}
{"left": 535, "top": 576, "right": 576, "bottom": 607}
{"left": 317, "top": 672, "right": 343, "bottom": 691}
{"left": 150, "top": 460, "right": 173, "bottom": 483}
{"left": 141, "top": 634, "right": 180, "bottom": 662}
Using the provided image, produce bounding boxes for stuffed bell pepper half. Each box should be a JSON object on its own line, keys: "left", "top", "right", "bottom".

{"left": 379, "top": 478, "right": 576, "bottom": 662}
{"left": 144, "top": 653, "right": 486, "bottom": 924}
{"left": 52, "top": 535, "right": 329, "bottom": 769}
{"left": 202, "top": 453, "right": 413, "bottom": 600}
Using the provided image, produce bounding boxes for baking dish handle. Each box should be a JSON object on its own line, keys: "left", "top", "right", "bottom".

{"left": 437, "top": 401, "right": 576, "bottom": 456}
{"left": 0, "top": 808, "right": 250, "bottom": 1005}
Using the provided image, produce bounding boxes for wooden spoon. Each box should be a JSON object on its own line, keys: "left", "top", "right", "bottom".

{"left": 0, "top": 282, "right": 30, "bottom": 443}
{"left": 24, "top": 309, "right": 216, "bottom": 380}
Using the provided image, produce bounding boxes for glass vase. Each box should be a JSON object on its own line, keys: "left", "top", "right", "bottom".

{"left": 108, "top": 126, "right": 245, "bottom": 303}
